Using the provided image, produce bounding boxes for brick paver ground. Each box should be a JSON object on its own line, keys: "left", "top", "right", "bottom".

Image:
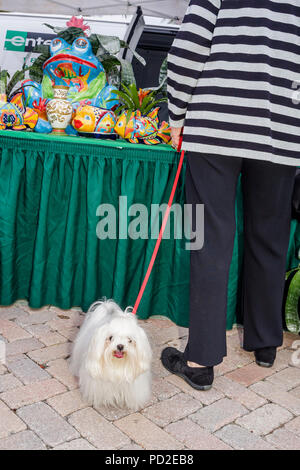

{"left": 0, "top": 301, "right": 299, "bottom": 450}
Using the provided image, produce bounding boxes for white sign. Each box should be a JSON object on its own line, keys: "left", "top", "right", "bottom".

{"left": 0, "top": 13, "right": 129, "bottom": 77}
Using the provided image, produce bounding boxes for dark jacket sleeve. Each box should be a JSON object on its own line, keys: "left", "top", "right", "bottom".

{"left": 167, "top": 0, "right": 221, "bottom": 128}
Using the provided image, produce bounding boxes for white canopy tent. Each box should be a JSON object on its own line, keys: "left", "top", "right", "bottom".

{"left": 0, "top": 0, "right": 189, "bottom": 20}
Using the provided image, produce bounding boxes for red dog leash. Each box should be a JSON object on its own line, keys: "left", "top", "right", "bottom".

{"left": 132, "top": 135, "right": 185, "bottom": 315}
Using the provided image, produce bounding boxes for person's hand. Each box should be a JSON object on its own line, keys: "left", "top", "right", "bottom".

{"left": 171, "top": 127, "right": 183, "bottom": 150}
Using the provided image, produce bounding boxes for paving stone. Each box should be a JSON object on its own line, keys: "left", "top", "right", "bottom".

{"left": 16, "top": 311, "right": 57, "bottom": 327}
{"left": 142, "top": 393, "right": 201, "bottom": 427}
{"left": 39, "top": 332, "right": 67, "bottom": 347}
{"left": 285, "top": 416, "right": 300, "bottom": 436}
{"left": 57, "top": 327, "right": 79, "bottom": 342}
{"left": 0, "top": 307, "right": 29, "bottom": 321}
{"left": 151, "top": 376, "right": 180, "bottom": 400}
{"left": 0, "top": 319, "right": 32, "bottom": 342}
{"left": 214, "top": 356, "right": 244, "bottom": 377}
{"left": 289, "top": 345, "right": 300, "bottom": 369}
{"left": 143, "top": 317, "right": 174, "bottom": 329}
{"left": 250, "top": 381, "right": 300, "bottom": 416}
{"left": 274, "top": 349, "right": 296, "bottom": 371}
{"left": 53, "top": 438, "right": 96, "bottom": 450}
{"left": 165, "top": 418, "right": 232, "bottom": 450}
{"left": 225, "top": 363, "right": 274, "bottom": 386}
{"left": 6, "top": 355, "right": 50, "bottom": 384}
{"left": 0, "top": 399, "right": 8, "bottom": 411}
{"left": 214, "top": 376, "right": 267, "bottom": 410}
{"left": 120, "top": 443, "right": 144, "bottom": 450}
{"left": 20, "top": 305, "right": 50, "bottom": 315}
{"left": 265, "top": 428, "right": 300, "bottom": 450}
{"left": 236, "top": 404, "right": 293, "bottom": 436}
{"left": 0, "top": 378, "right": 66, "bottom": 409}
{"left": 49, "top": 306, "right": 83, "bottom": 315}
{"left": 115, "top": 413, "right": 184, "bottom": 450}
{"left": 17, "top": 402, "right": 79, "bottom": 447}
{"left": 227, "top": 332, "right": 244, "bottom": 350}
{"left": 46, "top": 358, "right": 78, "bottom": 389}
{"left": 0, "top": 373, "right": 23, "bottom": 392}
{"left": 225, "top": 348, "right": 254, "bottom": 368}
{"left": 47, "top": 389, "right": 88, "bottom": 417}
{"left": 190, "top": 398, "right": 248, "bottom": 432}
{"left": 266, "top": 367, "right": 300, "bottom": 391}
{"left": 95, "top": 405, "right": 135, "bottom": 422}
{"left": 47, "top": 312, "right": 83, "bottom": 331}
{"left": 166, "top": 338, "right": 188, "bottom": 353}
{"left": 27, "top": 343, "right": 71, "bottom": 365}
{"left": 13, "top": 300, "right": 29, "bottom": 308}
{"left": 0, "top": 365, "right": 7, "bottom": 375}
{"left": 226, "top": 325, "right": 242, "bottom": 336}
{"left": 215, "top": 424, "right": 276, "bottom": 450}
{"left": 281, "top": 332, "right": 299, "bottom": 350}
{"left": 142, "top": 324, "right": 179, "bottom": 347}
{"left": 0, "top": 400, "right": 27, "bottom": 438}
{"left": 156, "top": 326, "right": 182, "bottom": 345}
{"left": 152, "top": 351, "right": 172, "bottom": 378}
{"left": 68, "top": 407, "right": 130, "bottom": 450}
{"left": 0, "top": 430, "right": 46, "bottom": 450}
{"left": 6, "top": 338, "right": 43, "bottom": 357}
{"left": 289, "top": 386, "right": 300, "bottom": 400}
{"left": 166, "top": 374, "right": 224, "bottom": 406}
{"left": 23, "top": 324, "right": 52, "bottom": 338}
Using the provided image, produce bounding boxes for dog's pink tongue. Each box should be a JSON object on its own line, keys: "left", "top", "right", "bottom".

{"left": 113, "top": 352, "right": 124, "bottom": 358}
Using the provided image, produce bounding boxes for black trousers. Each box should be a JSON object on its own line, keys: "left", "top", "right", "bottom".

{"left": 184, "top": 152, "right": 296, "bottom": 367}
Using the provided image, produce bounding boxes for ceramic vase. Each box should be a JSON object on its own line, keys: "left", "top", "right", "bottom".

{"left": 46, "top": 85, "right": 73, "bottom": 135}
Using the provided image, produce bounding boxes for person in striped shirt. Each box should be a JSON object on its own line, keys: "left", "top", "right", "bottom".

{"left": 161, "top": 0, "right": 300, "bottom": 390}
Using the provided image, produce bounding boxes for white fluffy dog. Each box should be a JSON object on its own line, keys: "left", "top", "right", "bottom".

{"left": 70, "top": 300, "right": 152, "bottom": 410}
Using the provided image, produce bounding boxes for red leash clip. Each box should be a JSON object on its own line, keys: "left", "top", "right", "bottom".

{"left": 132, "top": 133, "right": 185, "bottom": 315}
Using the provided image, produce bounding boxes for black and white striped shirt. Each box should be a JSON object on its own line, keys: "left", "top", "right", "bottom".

{"left": 168, "top": 0, "right": 300, "bottom": 166}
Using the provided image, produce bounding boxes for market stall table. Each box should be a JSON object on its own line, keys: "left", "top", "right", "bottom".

{"left": 0, "top": 130, "right": 299, "bottom": 328}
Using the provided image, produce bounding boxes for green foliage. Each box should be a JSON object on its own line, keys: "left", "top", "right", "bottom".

{"left": 159, "top": 58, "right": 168, "bottom": 95}
{"left": 110, "top": 82, "right": 167, "bottom": 117}
{"left": 0, "top": 69, "right": 9, "bottom": 95}
{"left": 0, "top": 56, "right": 32, "bottom": 98}
{"left": 29, "top": 53, "right": 50, "bottom": 83}
{"left": 45, "top": 24, "right": 84, "bottom": 43}
{"left": 146, "top": 58, "right": 168, "bottom": 96}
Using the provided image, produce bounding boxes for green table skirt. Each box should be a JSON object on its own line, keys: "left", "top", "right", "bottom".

{"left": 0, "top": 130, "right": 299, "bottom": 328}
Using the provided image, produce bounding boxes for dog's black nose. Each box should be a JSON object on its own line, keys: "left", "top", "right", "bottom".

{"left": 117, "top": 344, "right": 124, "bottom": 351}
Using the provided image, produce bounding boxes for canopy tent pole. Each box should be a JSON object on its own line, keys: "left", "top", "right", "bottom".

{"left": 121, "top": 6, "right": 145, "bottom": 62}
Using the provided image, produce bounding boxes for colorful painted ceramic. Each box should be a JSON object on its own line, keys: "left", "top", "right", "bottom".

{"left": 21, "top": 36, "right": 119, "bottom": 133}
{"left": 46, "top": 85, "right": 73, "bottom": 135}
{"left": 42, "top": 37, "right": 118, "bottom": 108}
{"left": 0, "top": 93, "right": 38, "bottom": 131}
{"left": 72, "top": 105, "right": 116, "bottom": 134}
{"left": 114, "top": 108, "right": 172, "bottom": 145}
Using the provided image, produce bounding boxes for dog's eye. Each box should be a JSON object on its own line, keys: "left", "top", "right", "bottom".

{"left": 108, "top": 336, "right": 113, "bottom": 341}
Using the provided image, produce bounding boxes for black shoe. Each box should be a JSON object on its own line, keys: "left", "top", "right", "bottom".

{"left": 255, "top": 347, "right": 277, "bottom": 368}
{"left": 161, "top": 347, "right": 214, "bottom": 391}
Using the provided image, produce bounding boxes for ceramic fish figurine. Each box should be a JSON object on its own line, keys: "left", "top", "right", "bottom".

{"left": 0, "top": 93, "right": 38, "bottom": 130}
{"left": 72, "top": 105, "right": 116, "bottom": 134}
{"left": 114, "top": 107, "right": 171, "bottom": 145}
